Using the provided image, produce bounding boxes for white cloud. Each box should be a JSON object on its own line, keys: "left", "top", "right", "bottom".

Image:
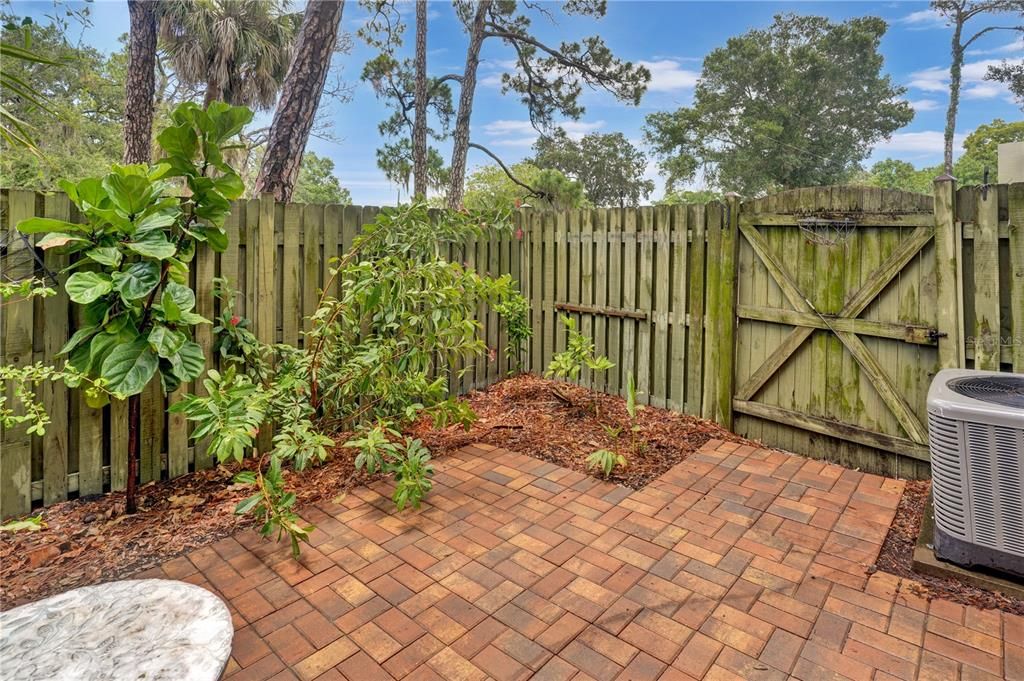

{"left": 907, "top": 98, "right": 941, "bottom": 112}
{"left": 897, "top": 8, "right": 946, "bottom": 28}
{"left": 637, "top": 59, "right": 699, "bottom": 93}
{"left": 908, "top": 59, "right": 1016, "bottom": 99}
{"left": 963, "top": 82, "right": 1006, "bottom": 99}
{"left": 967, "top": 36, "right": 1024, "bottom": 56}
{"left": 872, "top": 130, "right": 966, "bottom": 157}
{"left": 481, "top": 119, "right": 606, "bottom": 148}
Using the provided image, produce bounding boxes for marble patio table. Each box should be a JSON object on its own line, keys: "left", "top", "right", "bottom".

{"left": 0, "top": 579, "right": 233, "bottom": 681}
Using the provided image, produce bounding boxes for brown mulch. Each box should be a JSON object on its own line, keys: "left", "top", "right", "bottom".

{"left": 875, "top": 479, "right": 1024, "bottom": 616}
{"left": 0, "top": 450, "right": 373, "bottom": 610}
{"left": 411, "top": 374, "right": 756, "bottom": 489}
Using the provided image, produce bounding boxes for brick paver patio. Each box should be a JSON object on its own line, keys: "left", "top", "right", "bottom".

{"left": 141, "top": 440, "right": 1024, "bottom": 680}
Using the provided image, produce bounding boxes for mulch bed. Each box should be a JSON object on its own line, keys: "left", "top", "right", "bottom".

{"left": 876, "top": 479, "right": 1024, "bottom": 616}
{"left": 1, "top": 375, "right": 741, "bottom": 609}
{"left": 412, "top": 374, "right": 755, "bottom": 489}
{"left": 0, "top": 453, "right": 372, "bottom": 609}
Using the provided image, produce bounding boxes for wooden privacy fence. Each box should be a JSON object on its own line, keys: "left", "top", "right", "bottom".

{"left": 2, "top": 181, "right": 1022, "bottom": 515}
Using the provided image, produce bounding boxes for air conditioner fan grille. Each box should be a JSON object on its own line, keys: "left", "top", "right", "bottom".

{"left": 946, "top": 375, "right": 1024, "bottom": 408}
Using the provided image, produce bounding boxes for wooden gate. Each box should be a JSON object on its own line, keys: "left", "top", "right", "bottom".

{"left": 731, "top": 187, "right": 940, "bottom": 477}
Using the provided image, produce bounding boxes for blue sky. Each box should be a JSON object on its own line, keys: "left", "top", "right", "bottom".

{"left": 16, "top": 0, "right": 1024, "bottom": 204}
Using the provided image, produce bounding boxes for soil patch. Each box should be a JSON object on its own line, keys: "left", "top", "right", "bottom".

{"left": 412, "top": 374, "right": 757, "bottom": 489}
{"left": 876, "top": 479, "right": 1024, "bottom": 616}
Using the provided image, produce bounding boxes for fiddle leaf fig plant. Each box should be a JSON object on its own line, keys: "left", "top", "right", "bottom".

{"left": 16, "top": 100, "right": 253, "bottom": 513}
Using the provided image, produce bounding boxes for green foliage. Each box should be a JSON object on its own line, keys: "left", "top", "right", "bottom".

{"left": 953, "top": 118, "right": 1024, "bottom": 184}
{"left": 657, "top": 189, "right": 721, "bottom": 205}
{"left": 586, "top": 449, "right": 626, "bottom": 478}
{"left": 175, "top": 201, "right": 528, "bottom": 551}
{"left": 211, "top": 278, "right": 269, "bottom": 380}
{"left": 860, "top": 158, "right": 939, "bottom": 194}
{"left": 532, "top": 130, "right": 654, "bottom": 207}
{"left": 589, "top": 372, "right": 643, "bottom": 480}
{"left": 346, "top": 428, "right": 435, "bottom": 511}
{"left": 358, "top": 13, "right": 455, "bottom": 194}
{"left": 546, "top": 315, "right": 614, "bottom": 381}
{"left": 494, "top": 294, "right": 532, "bottom": 373}
{"left": 986, "top": 60, "right": 1024, "bottom": 110}
{"left": 1, "top": 18, "right": 124, "bottom": 186}
{"left": 643, "top": 14, "right": 913, "bottom": 195}
{"left": 476, "top": 1, "right": 650, "bottom": 132}
{"left": 169, "top": 367, "right": 267, "bottom": 463}
{"left": 234, "top": 457, "right": 313, "bottom": 558}
{"left": 0, "top": 278, "right": 107, "bottom": 434}
{"left": 856, "top": 119, "right": 1024, "bottom": 192}
{"left": 292, "top": 152, "right": 353, "bottom": 205}
{"left": 463, "top": 162, "right": 586, "bottom": 211}
{"left": 0, "top": 17, "right": 60, "bottom": 153}
{"left": 158, "top": 0, "right": 301, "bottom": 110}
{"left": 16, "top": 101, "right": 253, "bottom": 401}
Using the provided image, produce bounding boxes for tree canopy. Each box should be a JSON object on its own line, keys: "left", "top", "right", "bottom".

{"left": 644, "top": 14, "right": 913, "bottom": 196}
{"left": 953, "top": 117, "right": 1024, "bottom": 184}
{"left": 463, "top": 162, "right": 585, "bottom": 211}
{"left": 532, "top": 130, "right": 654, "bottom": 207}
{"left": 858, "top": 118, "right": 1024, "bottom": 192}
{"left": 158, "top": 0, "right": 301, "bottom": 109}
{"left": 1, "top": 19, "right": 125, "bottom": 188}
{"left": 292, "top": 151, "right": 352, "bottom": 205}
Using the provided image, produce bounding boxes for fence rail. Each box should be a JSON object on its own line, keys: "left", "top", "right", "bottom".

{"left": 2, "top": 181, "right": 1022, "bottom": 516}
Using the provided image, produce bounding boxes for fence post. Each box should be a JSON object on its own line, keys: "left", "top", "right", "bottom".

{"left": 715, "top": 194, "right": 741, "bottom": 429}
{"left": 255, "top": 193, "right": 276, "bottom": 453}
{"left": 701, "top": 202, "right": 722, "bottom": 421}
{"left": 1010, "top": 183, "right": 1024, "bottom": 373}
{"left": 933, "top": 175, "right": 963, "bottom": 369}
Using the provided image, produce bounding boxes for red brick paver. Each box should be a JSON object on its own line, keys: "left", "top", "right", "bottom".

{"left": 139, "top": 440, "right": 1023, "bottom": 680}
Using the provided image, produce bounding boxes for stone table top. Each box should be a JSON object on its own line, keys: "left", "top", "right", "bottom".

{"left": 0, "top": 579, "right": 233, "bottom": 681}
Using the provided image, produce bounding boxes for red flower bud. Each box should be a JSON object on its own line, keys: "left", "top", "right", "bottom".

{"left": 230, "top": 315, "right": 241, "bottom": 326}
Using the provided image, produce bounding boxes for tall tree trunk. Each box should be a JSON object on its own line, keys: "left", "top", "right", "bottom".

{"left": 944, "top": 20, "right": 965, "bottom": 174}
{"left": 255, "top": 0, "right": 344, "bottom": 202}
{"left": 204, "top": 81, "right": 224, "bottom": 108}
{"left": 123, "top": 0, "right": 158, "bottom": 164}
{"left": 412, "top": 0, "right": 429, "bottom": 198}
{"left": 447, "top": 0, "right": 491, "bottom": 210}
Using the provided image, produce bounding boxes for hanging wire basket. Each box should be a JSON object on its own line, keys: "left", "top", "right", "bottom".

{"left": 796, "top": 217, "right": 858, "bottom": 248}
{"left": 0, "top": 230, "right": 59, "bottom": 287}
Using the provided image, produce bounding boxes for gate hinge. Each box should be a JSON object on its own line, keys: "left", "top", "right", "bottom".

{"left": 927, "top": 328, "right": 948, "bottom": 343}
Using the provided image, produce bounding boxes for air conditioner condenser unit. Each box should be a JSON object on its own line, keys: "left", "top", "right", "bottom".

{"left": 927, "top": 369, "right": 1024, "bottom": 578}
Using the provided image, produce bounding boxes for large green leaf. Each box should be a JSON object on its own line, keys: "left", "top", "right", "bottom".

{"left": 60, "top": 177, "right": 107, "bottom": 209}
{"left": 157, "top": 122, "right": 198, "bottom": 160}
{"left": 148, "top": 325, "right": 186, "bottom": 359}
{"left": 168, "top": 341, "right": 205, "bottom": 382}
{"left": 163, "top": 281, "right": 196, "bottom": 313}
{"left": 100, "top": 338, "right": 158, "bottom": 396}
{"left": 126, "top": 230, "right": 176, "bottom": 260}
{"left": 87, "top": 331, "right": 127, "bottom": 374}
{"left": 102, "top": 172, "right": 153, "bottom": 216}
{"left": 192, "top": 224, "right": 228, "bottom": 252}
{"left": 17, "top": 217, "right": 87, "bottom": 234}
{"left": 85, "top": 246, "right": 123, "bottom": 268}
{"left": 112, "top": 261, "right": 161, "bottom": 301}
{"left": 65, "top": 271, "right": 112, "bottom": 304}
{"left": 58, "top": 324, "right": 99, "bottom": 356}
{"left": 134, "top": 211, "right": 177, "bottom": 234}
